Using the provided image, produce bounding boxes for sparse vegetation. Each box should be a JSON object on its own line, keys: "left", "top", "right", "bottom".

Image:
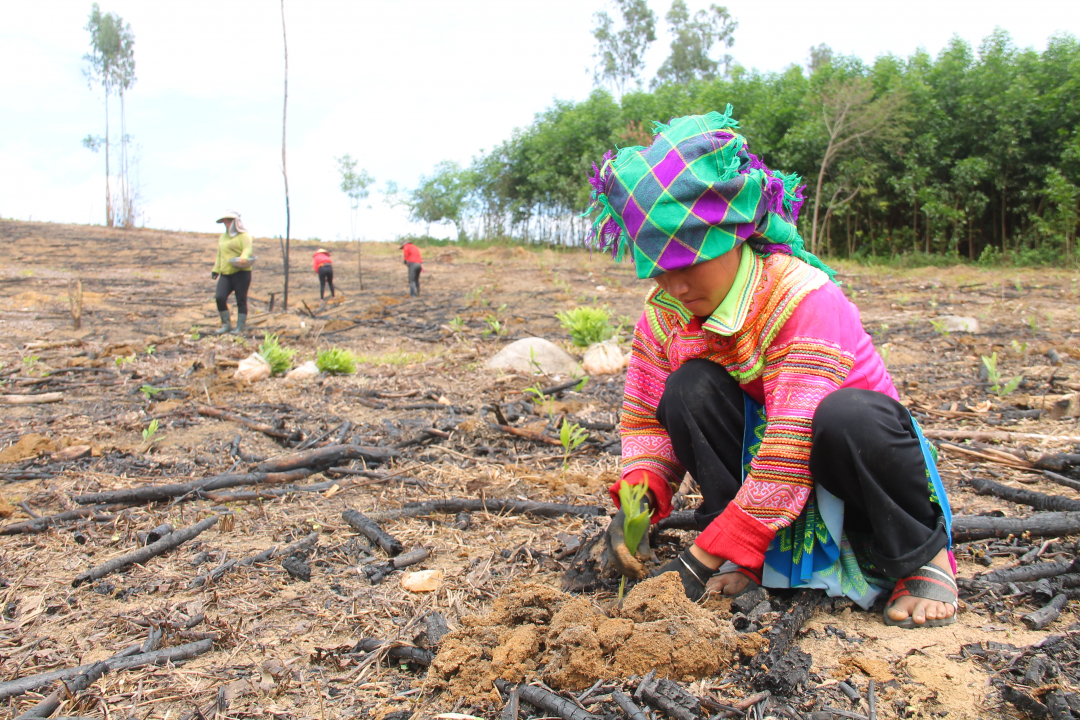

{"left": 259, "top": 333, "right": 296, "bottom": 375}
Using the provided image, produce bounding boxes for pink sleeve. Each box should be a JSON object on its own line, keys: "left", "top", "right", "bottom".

{"left": 618, "top": 311, "right": 684, "bottom": 519}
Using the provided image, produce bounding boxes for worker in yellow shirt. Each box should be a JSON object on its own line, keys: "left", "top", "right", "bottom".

{"left": 210, "top": 211, "right": 254, "bottom": 335}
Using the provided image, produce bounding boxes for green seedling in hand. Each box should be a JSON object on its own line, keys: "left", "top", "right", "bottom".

{"left": 259, "top": 333, "right": 296, "bottom": 375}
{"left": 559, "top": 419, "right": 588, "bottom": 475}
{"left": 617, "top": 481, "right": 652, "bottom": 599}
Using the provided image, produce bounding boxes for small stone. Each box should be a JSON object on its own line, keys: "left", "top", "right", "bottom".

{"left": 401, "top": 569, "right": 443, "bottom": 592}
{"left": 933, "top": 315, "right": 981, "bottom": 334}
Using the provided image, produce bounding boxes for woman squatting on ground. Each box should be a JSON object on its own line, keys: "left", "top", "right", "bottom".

{"left": 210, "top": 211, "right": 254, "bottom": 335}
{"left": 313, "top": 247, "right": 335, "bottom": 299}
{"left": 596, "top": 109, "right": 957, "bottom": 629}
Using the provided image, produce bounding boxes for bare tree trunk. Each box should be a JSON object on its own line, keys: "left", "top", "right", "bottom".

{"left": 1001, "top": 182, "right": 1007, "bottom": 253}
{"left": 280, "top": 0, "right": 291, "bottom": 311}
{"left": 810, "top": 157, "right": 829, "bottom": 254}
{"left": 104, "top": 89, "right": 113, "bottom": 227}
{"left": 120, "top": 87, "right": 131, "bottom": 228}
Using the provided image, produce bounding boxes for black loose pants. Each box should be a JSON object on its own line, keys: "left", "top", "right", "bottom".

{"left": 215, "top": 271, "right": 251, "bottom": 314}
{"left": 407, "top": 262, "right": 422, "bottom": 296}
{"left": 318, "top": 264, "right": 335, "bottom": 298}
{"left": 656, "top": 359, "right": 948, "bottom": 579}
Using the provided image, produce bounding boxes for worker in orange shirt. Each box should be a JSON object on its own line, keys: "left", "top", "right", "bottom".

{"left": 400, "top": 240, "right": 423, "bottom": 296}
{"left": 312, "top": 248, "right": 334, "bottom": 299}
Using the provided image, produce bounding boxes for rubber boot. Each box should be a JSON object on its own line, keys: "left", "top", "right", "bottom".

{"left": 213, "top": 311, "right": 231, "bottom": 335}
{"left": 231, "top": 313, "right": 247, "bottom": 335}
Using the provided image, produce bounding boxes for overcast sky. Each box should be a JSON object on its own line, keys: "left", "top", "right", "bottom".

{"left": 2, "top": 0, "right": 1078, "bottom": 243}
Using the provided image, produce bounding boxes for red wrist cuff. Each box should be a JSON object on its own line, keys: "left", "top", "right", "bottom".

{"left": 609, "top": 469, "right": 673, "bottom": 522}
{"left": 694, "top": 504, "right": 775, "bottom": 574}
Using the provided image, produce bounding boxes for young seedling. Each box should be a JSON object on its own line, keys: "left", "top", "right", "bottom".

{"left": 929, "top": 319, "right": 950, "bottom": 337}
{"left": 981, "top": 352, "right": 1023, "bottom": 396}
{"left": 482, "top": 316, "right": 504, "bottom": 339}
{"left": 142, "top": 418, "right": 161, "bottom": 448}
{"left": 316, "top": 347, "right": 358, "bottom": 375}
{"left": 259, "top": 333, "right": 296, "bottom": 375}
{"left": 115, "top": 354, "right": 136, "bottom": 367}
{"left": 556, "top": 307, "right": 615, "bottom": 347}
{"left": 616, "top": 481, "right": 652, "bottom": 599}
{"left": 559, "top": 419, "right": 588, "bottom": 475}
{"left": 139, "top": 384, "right": 178, "bottom": 400}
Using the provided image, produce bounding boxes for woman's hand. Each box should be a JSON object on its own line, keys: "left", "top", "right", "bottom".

{"left": 211, "top": 272, "right": 219, "bottom": 280}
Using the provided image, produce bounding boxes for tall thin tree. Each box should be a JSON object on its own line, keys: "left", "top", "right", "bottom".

{"left": 279, "top": 0, "right": 291, "bottom": 310}
{"left": 83, "top": 3, "right": 123, "bottom": 227}
{"left": 336, "top": 154, "right": 374, "bottom": 290}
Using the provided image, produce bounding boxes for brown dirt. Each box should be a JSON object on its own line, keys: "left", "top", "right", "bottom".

{"left": 428, "top": 573, "right": 738, "bottom": 697}
{"left": 1, "top": 219, "right": 1080, "bottom": 717}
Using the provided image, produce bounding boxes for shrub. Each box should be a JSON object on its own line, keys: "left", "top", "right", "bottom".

{"left": 258, "top": 333, "right": 296, "bottom": 375}
{"left": 556, "top": 307, "right": 615, "bottom": 347}
{"left": 316, "top": 347, "right": 357, "bottom": 375}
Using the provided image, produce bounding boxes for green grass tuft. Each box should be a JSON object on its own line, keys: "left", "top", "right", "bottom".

{"left": 316, "top": 347, "right": 358, "bottom": 375}
{"left": 555, "top": 306, "right": 615, "bottom": 347}
{"left": 258, "top": 333, "right": 296, "bottom": 375}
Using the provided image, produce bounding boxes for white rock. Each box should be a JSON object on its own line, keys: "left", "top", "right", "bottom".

{"left": 401, "top": 569, "right": 443, "bottom": 593}
{"left": 484, "top": 337, "right": 584, "bottom": 377}
{"left": 582, "top": 340, "right": 629, "bottom": 376}
{"left": 933, "top": 316, "right": 981, "bottom": 334}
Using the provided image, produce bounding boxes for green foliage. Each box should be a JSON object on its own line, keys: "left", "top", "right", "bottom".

{"left": 407, "top": 161, "right": 472, "bottom": 240}
{"left": 395, "top": 29, "right": 1080, "bottom": 266}
{"left": 928, "top": 319, "right": 950, "bottom": 337}
{"left": 981, "top": 352, "right": 1023, "bottom": 396}
{"left": 115, "top": 354, "right": 135, "bottom": 367}
{"left": 258, "top": 333, "right": 296, "bottom": 375}
{"left": 138, "top": 384, "right": 176, "bottom": 400}
{"left": 559, "top": 419, "right": 589, "bottom": 472}
{"left": 316, "top": 348, "right": 357, "bottom": 375}
{"left": 556, "top": 307, "right": 615, "bottom": 347}
{"left": 592, "top": 0, "right": 657, "bottom": 96}
{"left": 618, "top": 481, "right": 653, "bottom": 558}
{"left": 653, "top": 1, "right": 737, "bottom": 87}
{"left": 142, "top": 418, "right": 160, "bottom": 444}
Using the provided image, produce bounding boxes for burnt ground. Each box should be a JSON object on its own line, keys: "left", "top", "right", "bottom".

{"left": 1, "top": 218, "right": 1080, "bottom": 719}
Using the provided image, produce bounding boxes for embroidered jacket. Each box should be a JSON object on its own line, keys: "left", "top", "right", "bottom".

{"left": 614, "top": 247, "right": 897, "bottom": 573}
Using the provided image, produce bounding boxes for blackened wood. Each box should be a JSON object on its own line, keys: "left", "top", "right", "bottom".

{"left": 71, "top": 468, "right": 314, "bottom": 505}
{"left": 374, "top": 498, "right": 604, "bottom": 522}
{"left": 612, "top": 690, "right": 648, "bottom": 720}
{"left": 1022, "top": 594, "right": 1068, "bottom": 630}
{"left": 655, "top": 510, "right": 697, "bottom": 530}
{"left": 750, "top": 589, "right": 820, "bottom": 690}
{"left": 255, "top": 443, "right": 397, "bottom": 472}
{"left": 343, "top": 509, "right": 403, "bottom": 556}
{"left": 501, "top": 687, "right": 520, "bottom": 720}
{"left": 203, "top": 479, "right": 340, "bottom": 502}
{"left": 1, "top": 504, "right": 127, "bottom": 535}
{"left": 1034, "top": 454, "right": 1080, "bottom": 472}
{"left": 14, "top": 661, "right": 107, "bottom": 719}
{"left": 1042, "top": 470, "right": 1080, "bottom": 493}
{"left": 0, "top": 639, "right": 213, "bottom": 700}
{"left": 966, "top": 560, "right": 1075, "bottom": 587}
{"left": 393, "top": 548, "right": 429, "bottom": 568}
{"left": 197, "top": 405, "right": 299, "bottom": 442}
{"left": 969, "top": 477, "right": 1080, "bottom": 512}
{"left": 354, "top": 638, "right": 434, "bottom": 666}
{"left": 493, "top": 423, "right": 562, "bottom": 446}
{"left": 953, "top": 512, "right": 1080, "bottom": 542}
{"left": 191, "top": 531, "right": 318, "bottom": 588}
{"left": 493, "top": 679, "right": 603, "bottom": 720}
{"left": 72, "top": 515, "right": 219, "bottom": 587}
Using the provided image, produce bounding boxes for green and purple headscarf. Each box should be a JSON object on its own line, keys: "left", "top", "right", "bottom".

{"left": 586, "top": 105, "right": 834, "bottom": 281}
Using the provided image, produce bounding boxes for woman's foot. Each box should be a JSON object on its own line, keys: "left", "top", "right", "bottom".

{"left": 885, "top": 548, "right": 957, "bottom": 627}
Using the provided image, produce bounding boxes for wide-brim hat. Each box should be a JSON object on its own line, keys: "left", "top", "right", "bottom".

{"left": 216, "top": 211, "right": 240, "bottom": 223}
{"left": 315, "top": 248, "right": 328, "bottom": 254}
{"left": 586, "top": 106, "right": 834, "bottom": 282}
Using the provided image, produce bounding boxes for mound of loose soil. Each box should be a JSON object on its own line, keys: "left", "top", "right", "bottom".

{"left": 428, "top": 573, "right": 738, "bottom": 697}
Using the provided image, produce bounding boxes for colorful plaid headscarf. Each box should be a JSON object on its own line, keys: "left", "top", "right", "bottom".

{"left": 586, "top": 105, "right": 835, "bottom": 281}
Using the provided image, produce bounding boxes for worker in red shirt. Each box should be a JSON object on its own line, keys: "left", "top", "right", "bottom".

{"left": 400, "top": 240, "right": 423, "bottom": 296}
{"left": 312, "top": 248, "right": 334, "bottom": 299}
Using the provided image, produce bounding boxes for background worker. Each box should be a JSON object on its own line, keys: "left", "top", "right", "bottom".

{"left": 400, "top": 240, "right": 422, "bottom": 296}
{"left": 313, "top": 247, "right": 335, "bottom": 299}
{"left": 210, "top": 210, "right": 253, "bottom": 335}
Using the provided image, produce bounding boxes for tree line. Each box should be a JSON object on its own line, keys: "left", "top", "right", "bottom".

{"left": 403, "top": 25, "right": 1080, "bottom": 266}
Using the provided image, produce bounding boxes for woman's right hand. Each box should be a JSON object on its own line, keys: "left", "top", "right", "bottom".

{"left": 211, "top": 272, "right": 219, "bottom": 279}
{"left": 604, "top": 508, "right": 653, "bottom": 579}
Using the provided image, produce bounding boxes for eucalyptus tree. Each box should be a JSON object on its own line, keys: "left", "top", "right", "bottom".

{"left": 653, "top": 1, "right": 737, "bottom": 87}
{"left": 592, "top": 0, "right": 657, "bottom": 98}
{"left": 82, "top": 3, "right": 134, "bottom": 227}
{"left": 335, "top": 154, "right": 374, "bottom": 288}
